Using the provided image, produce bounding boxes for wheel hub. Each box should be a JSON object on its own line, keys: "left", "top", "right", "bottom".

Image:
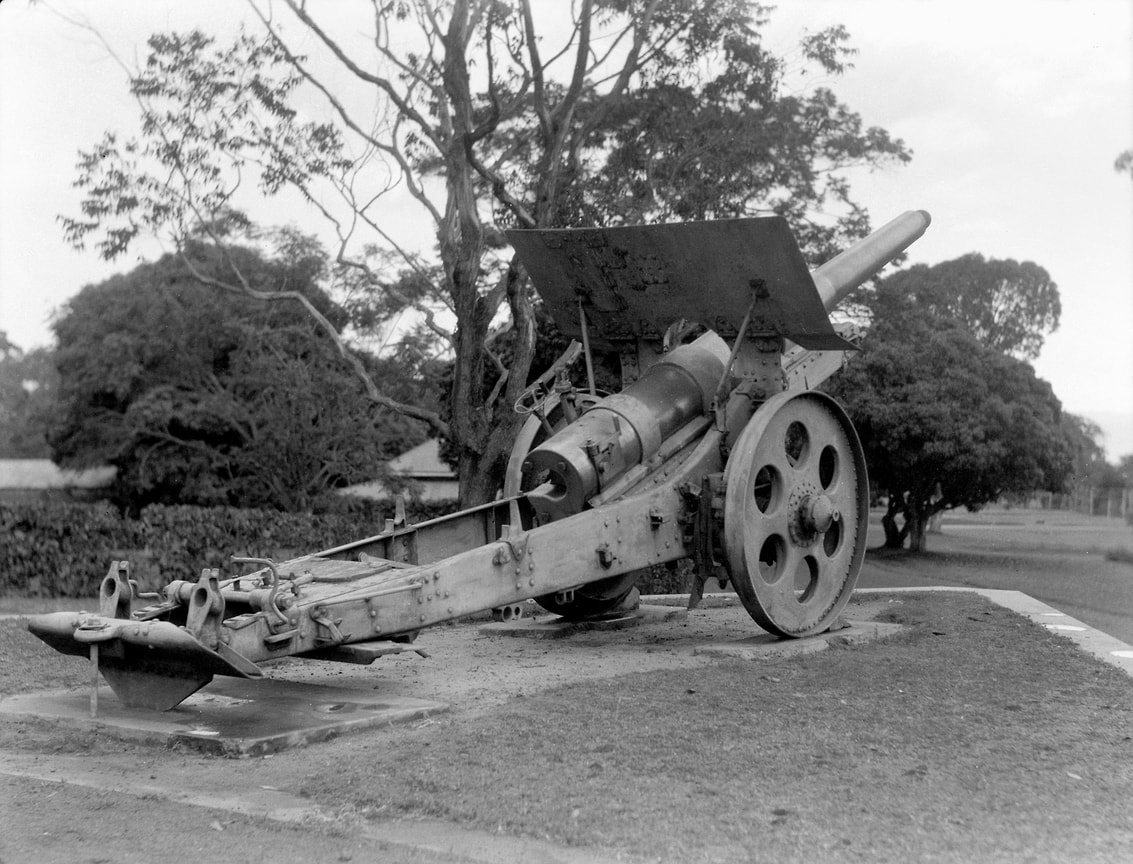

{"left": 802, "top": 492, "right": 840, "bottom": 535}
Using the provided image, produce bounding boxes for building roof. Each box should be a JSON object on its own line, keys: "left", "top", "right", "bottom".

{"left": 388, "top": 439, "right": 454, "bottom": 479}
{"left": 0, "top": 459, "right": 116, "bottom": 490}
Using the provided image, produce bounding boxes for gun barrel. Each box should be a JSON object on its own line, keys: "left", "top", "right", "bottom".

{"left": 811, "top": 210, "right": 932, "bottom": 311}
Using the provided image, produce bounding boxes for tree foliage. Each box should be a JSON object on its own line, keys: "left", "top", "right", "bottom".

{"left": 49, "top": 242, "right": 425, "bottom": 513}
{"left": 828, "top": 264, "right": 1071, "bottom": 552}
{"left": 0, "top": 334, "right": 58, "bottom": 458}
{"left": 60, "top": 1, "right": 911, "bottom": 505}
{"left": 1116, "top": 148, "right": 1133, "bottom": 180}
{"left": 872, "top": 253, "right": 1060, "bottom": 361}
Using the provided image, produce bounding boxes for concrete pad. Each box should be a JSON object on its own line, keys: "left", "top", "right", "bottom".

{"left": 479, "top": 603, "right": 688, "bottom": 639}
{"left": 641, "top": 592, "right": 742, "bottom": 609}
{"left": 693, "top": 619, "right": 904, "bottom": 660}
{"left": 0, "top": 677, "right": 447, "bottom": 757}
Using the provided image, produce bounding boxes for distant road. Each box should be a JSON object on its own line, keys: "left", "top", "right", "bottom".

{"left": 856, "top": 511, "right": 1133, "bottom": 646}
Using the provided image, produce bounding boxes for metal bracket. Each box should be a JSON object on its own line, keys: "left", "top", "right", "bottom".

{"left": 311, "top": 606, "right": 347, "bottom": 645}
{"left": 494, "top": 528, "right": 530, "bottom": 564}
{"left": 596, "top": 543, "right": 617, "bottom": 568}
{"left": 491, "top": 604, "right": 525, "bottom": 622}
{"left": 98, "top": 561, "right": 133, "bottom": 620}
{"left": 185, "top": 569, "right": 226, "bottom": 650}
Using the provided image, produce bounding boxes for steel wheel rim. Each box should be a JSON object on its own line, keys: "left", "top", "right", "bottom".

{"left": 723, "top": 391, "right": 867, "bottom": 637}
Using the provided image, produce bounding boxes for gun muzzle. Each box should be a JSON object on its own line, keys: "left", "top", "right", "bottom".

{"left": 811, "top": 210, "right": 932, "bottom": 311}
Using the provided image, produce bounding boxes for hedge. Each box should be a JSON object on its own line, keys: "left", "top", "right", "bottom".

{"left": 0, "top": 499, "right": 456, "bottom": 597}
{"left": 1, "top": 499, "right": 693, "bottom": 598}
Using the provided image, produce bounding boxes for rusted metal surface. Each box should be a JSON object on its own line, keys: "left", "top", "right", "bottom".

{"left": 508, "top": 217, "right": 856, "bottom": 351}
{"left": 26, "top": 211, "right": 930, "bottom": 711}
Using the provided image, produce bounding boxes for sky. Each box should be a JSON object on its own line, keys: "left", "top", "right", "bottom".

{"left": 1, "top": 0, "right": 1131, "bottom": 458}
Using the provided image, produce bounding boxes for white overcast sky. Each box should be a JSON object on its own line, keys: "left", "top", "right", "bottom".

{"left": 1, "top": 0, "right": 1131, "bottom": 457}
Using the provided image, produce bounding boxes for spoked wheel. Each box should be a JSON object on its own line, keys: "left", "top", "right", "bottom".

{"left": 503, "top": 392, "right": 638, "bottom": 619}
{"left": 723, "top": 390, "right": 868, "bottom": 637}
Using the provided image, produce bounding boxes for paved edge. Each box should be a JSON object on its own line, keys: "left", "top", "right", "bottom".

{"left": 855, "top": 586, "right": 1133, "bottom": 678}
{"left": 642, "top": 588, "right": 1133, "bottom": 678}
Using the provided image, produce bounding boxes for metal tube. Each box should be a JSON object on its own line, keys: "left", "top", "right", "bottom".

{"left": 90, "top": 644, "right": 99, "bottom": 718}
{"left": 810, "top": 210, "right": 932, "bottom": 311}
{"left": 578, "top": 298, "right": 597, "bottom": 397}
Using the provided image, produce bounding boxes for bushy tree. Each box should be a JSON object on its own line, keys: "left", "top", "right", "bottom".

{"left": 829, "top": 263, "right": 1071, "bottom": 552}
{"left": 1116, "top": 148, "right": 1133, "bottom": 179}
{"left": 871, "top": 254, "right": 1060, "bottom": 360}
{"left": 59, "top": 1, "right": 910, "bottom": 506}
{"left": 50, "top": 240, "right": 425, "bottom": 513}
{"left": 0, "top": 333, "right": 58, "bottom": 458}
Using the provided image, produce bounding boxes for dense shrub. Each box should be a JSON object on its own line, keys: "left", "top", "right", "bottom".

{"left": 1, "top": 499, "right": 696, "bottom": 599}
{"left": 0, "top": 499, "right": 457, "bottom": 597}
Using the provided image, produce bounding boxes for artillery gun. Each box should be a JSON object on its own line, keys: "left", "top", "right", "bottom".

{"left": 26, "top": 210, "right": 931, "bottom": 712}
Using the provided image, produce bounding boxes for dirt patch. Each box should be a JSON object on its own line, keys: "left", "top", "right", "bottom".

{"left": 1, "top": 596, "right": 833, "bottom": 719}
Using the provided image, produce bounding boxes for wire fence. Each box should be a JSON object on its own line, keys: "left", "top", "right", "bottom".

{"left": 1029, "top": 488, "right": 1132, "bottom": 520}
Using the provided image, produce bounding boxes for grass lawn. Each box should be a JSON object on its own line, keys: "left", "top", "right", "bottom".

{"left": 4, "top": 504, "right": 1133, "bottom": 863}
{"left": 291, "top": 591, "right": 1133, "bottom": 863}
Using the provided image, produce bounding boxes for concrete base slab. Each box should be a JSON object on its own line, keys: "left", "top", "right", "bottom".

{"left": 642, "top": 592, "right": 742, "bottom": 609}
{"left": 0, "top": 677, "right": 447, "bottom": 757}
{"left": 694, "top": 619, "right": 904, "bottom": 660}
{"left": 480, "top": 603, "right": 688, "bottom": 639}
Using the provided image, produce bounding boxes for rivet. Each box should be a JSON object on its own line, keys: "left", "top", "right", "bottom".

{"left": 370, "top": 610, "right": 377, "bottom": 618}
{"left": 419, "top": 614, "right": 425, "bottom": 622}
{"left": 529, "top": 579, "right": 535, "bottom": 587}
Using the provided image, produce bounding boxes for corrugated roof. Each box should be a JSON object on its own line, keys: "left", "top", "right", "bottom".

{"left": 0, "top": 459, "right": 116, "bottom": 490}
{"left": 388, "top": 440, "right": 455, "bottom": 479}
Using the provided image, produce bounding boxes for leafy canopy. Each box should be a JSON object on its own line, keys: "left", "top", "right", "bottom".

{"left": 59, "top": 1, "right": 912, "bottom": 505}
{"left": 50, "top": 239, "right": 424, "bottom": 513}
{"left": 872, "top": 253, "right": 1060, "bottom": 360}
{"left": 0, "top": 335, "right": 58, "bottom": 459}
{"left": 828, "top": 257, "right": 1070, "bottom": 551}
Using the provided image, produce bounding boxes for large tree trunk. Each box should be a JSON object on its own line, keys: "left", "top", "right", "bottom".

{"left": 906, "top": 497, "right": 929, "bottom": 553}
{"left": 457, "top": 446, "right": 507, "bottom": 508}
{"left": 906, "top": 513, "right": 928, "bottom": 552}
{"left": 881, "top": 494, "right": 909, "bottom": 549}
